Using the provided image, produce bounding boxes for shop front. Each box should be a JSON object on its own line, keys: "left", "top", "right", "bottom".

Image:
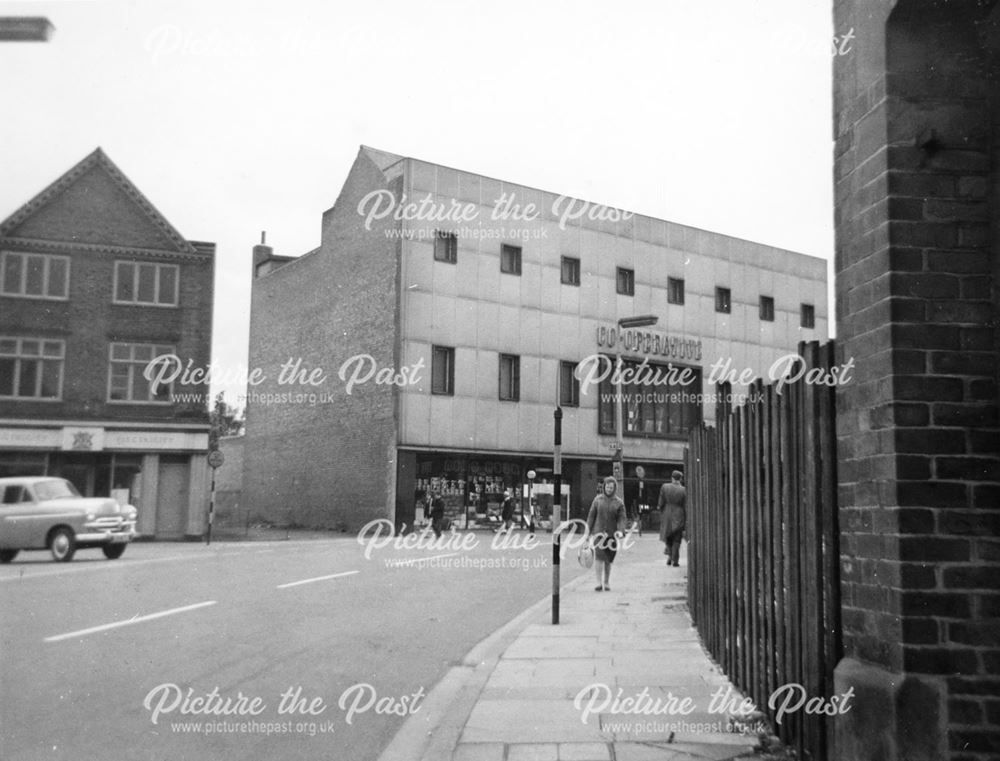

{"left": 396, "top": 449, "right": 587, "bottom": 532}
{"left": 0, "top": 423, "right": 209, "bottom": 539}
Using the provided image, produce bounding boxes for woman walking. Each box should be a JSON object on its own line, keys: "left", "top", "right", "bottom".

{"left": 586, "top": 476, "right": 627, "bottom": 591}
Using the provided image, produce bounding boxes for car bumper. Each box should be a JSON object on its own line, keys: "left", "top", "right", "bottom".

{"left": 78, "top": 521, "right": 137, "bottom": 544}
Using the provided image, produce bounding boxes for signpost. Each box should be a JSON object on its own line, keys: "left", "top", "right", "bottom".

{"left": 206, "top": 449, "right": 224, "bottom": 545}
{"left": 552, "top": 408, "right": 562, "bottom": 624}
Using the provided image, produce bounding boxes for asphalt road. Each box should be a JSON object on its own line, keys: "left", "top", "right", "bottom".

{"left": 0, "top": 528, "right": 590, "bottom": 761}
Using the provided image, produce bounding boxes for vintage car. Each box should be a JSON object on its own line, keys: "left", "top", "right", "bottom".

{"left": 0, "top": 476, "right": 138, "bottom": 563}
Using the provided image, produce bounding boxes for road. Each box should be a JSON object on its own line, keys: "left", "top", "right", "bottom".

{"left": 0, "top": 528, "right": 589, "bottom": 761}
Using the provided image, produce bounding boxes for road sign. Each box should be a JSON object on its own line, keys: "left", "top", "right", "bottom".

{"left": 635, "top": 465, "right": 646, "bottom": 480}
{"left": 207, "top": 449, "right": 225, "bottom": 469}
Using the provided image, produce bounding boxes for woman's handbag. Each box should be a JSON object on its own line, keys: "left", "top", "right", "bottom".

{"left": 578, "top": 544, "right": 594, "bottom": 569}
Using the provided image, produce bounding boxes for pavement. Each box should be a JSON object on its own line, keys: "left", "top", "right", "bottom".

{"left": 379, "top": 534, "right": 762, "bottom": 761}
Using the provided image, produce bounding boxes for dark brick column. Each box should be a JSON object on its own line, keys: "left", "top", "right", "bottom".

{"left": 833, "top": 1, "right": 1000, "bottom": 760}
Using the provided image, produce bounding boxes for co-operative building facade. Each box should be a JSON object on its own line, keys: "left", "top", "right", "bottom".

{"left": 243, "top": 146, "right": 827, "bottom": 531}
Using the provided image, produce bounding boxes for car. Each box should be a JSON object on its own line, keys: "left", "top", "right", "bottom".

{"left": 0, "top": 476, "right": 138, "bottom": 563}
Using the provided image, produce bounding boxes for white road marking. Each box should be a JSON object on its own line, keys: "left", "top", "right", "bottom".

{"left": 44, "top": 600, "right": 217, "bottom": 643}
{"left": 277, "top": 570, "right": 359, "bottom": 589}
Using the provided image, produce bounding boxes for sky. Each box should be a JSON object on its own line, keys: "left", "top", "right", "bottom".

{"left": 0, "top": 0, "right": 838, "bottom": 409}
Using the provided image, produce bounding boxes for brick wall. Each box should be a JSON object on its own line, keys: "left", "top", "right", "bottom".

{"left": 833, "top": 1, "right": 1000, "bottom": 759}
{"left": 242, "top": 149, "right": 401, "bottom": 531}
{"left": 0, "top": 156, "right": 213, "bottom": 426}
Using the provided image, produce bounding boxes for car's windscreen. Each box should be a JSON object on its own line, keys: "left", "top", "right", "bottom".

{"left": 33, "top": 480, "right": 81, "bottom": 500}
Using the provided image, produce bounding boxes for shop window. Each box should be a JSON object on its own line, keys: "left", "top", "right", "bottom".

{"left": 561, "top": 256, "right": 580, "bottom": 286}
{"left": 0, "top": 252, "right": 69, "bottom": 299}
{"left": 668, "top": 277, "right": 685, "bottom": 305}
{"left": 616, "top": 267, "right": 634, "bottom": 296}
{"left": 760, "top": 295, "right": 775, "bottom": 322}
{"left": 801, "top": 303, "right": 815, "bottom": 329}
{"left": 597, "top": 357, "right": 703, "bottom": 438}
{"left": 433, "top": 231, "right": 457, "bottom": 263}
{"left": 559, "top": 360, "right": 579, "bottom": 407}
{"left": 715, "top": 287, "right": 731, "bottom": 313}
{"left": 500, "top": 244, "right": 522, "bottom": 275}
{"left": 114, "top": 261, "right": 179, "bottom": 306}
{"left": 108, "top": 342, "right": 174, "bottom": 403}
{"left": 0, "top": 452, "right": 47, "bottom": 478}
{"left": 0, "top": 337, "right": 64, "bottom": 399}
{"left": 431, "top": 345, "right": 454, "bottom": 395}
{"left": 499, "top": 354, "right": 520, "bottom": 401}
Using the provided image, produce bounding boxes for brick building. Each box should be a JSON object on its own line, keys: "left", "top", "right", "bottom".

{"left": 0, "top": 148, "right": 215, "bottom": 539}
{"left": 832, "top": 2, "right": 1000, "bottom": 759}
{"left": 243, "top": 146, "right": 828, "bottom": 532}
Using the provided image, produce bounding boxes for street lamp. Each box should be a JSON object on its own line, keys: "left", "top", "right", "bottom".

{"left": 614, "top": 315, "right": 658, "bottom": 497}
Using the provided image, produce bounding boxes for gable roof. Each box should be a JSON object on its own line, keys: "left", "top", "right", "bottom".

{"left": 0, "top": 147, "right": 196, "bottom": 254}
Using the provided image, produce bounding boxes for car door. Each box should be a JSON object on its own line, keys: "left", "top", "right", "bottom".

{"left": 0, "top": 484, "right": 39, "bottom": 549}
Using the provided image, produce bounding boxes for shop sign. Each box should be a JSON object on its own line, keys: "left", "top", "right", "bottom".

{"left": 596, "top": 325, "right": 702, "bottom": 361}
{"left": 0, "top": 427, "right": 60, "bottom": 449}
{"left": 61, "top": 427, "right": 105, "bottom": 452}
{"left": 105, "top": 431, "right": 208, "bottom": 451}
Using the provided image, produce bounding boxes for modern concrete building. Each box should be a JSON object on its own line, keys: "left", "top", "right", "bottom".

{"left": 0, "top": 148, "right": 215, "bottom": 539}
{"left": 243, "top": 146, "right": 828, "bottom": 531}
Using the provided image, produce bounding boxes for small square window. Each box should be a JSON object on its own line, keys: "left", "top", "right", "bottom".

{"left": 715, "top": 287, "right": 731, "bottom": 314}
{"left": 500, "top": 244, "right": 522, "bottom": 275}
{"left": 760, "top": 295, "right": 775, "bottom": 322}
{"left": 433, "top": 231, "right": 457, "bottom": 263}
{"left": 616, "top": 267, "right": 635, "bottom": 296}
{"left": 499, "top": 354, "right": 520, "bottom": 401}
{"left": 561, "top": 257, "right": 580, "bottom": 286}
{"left": 801, "top": 303, "right": 815, "bottom": 329}
{"left": 431, "top": 346, "right": 454, "bottom": 395}
{"left": 559, "top": 361, "right": 579, "bottom": 407}
{"left": 668, "top": 277, "right": 685, "bottom": 305}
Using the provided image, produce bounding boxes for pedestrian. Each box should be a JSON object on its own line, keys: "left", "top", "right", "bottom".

{"left": 429, "top": 490, "right": 446, "bottom": 538}
{"left": 586, "top": 476, "right": 627, "bottom": 591}
{"left": 499, "top": 488, "right": 515, "bottom": 533}
{"left": 657, "top": 470, "right": 686, "bottom": 567}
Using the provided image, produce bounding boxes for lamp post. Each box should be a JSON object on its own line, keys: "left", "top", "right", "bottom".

{"left": 525, "top": 469, "right": 536, "bottom": 531}
{"left": 614, "top": 315, "right": 659, "bottom": 497}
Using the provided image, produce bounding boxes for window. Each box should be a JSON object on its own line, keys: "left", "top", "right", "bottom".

{"left": 559, "top": 361, "right": 579, "bottom": 407}
{"left": 108, "top": 342, "right": 174, "bottom": 403}
{"left": 715, "top": 287, "right": 731, "bottom": 313}
{"left": 561, "top": 256, "right": 580, "bottom": 286}
{"left": 114, "top": 261, "right": 179, "bottom": 306}
{"left": 1, "top": 252, "right": 69, "bottom": 299}
{"left": 0, "top": 338, "right": 64, "bottom": 399}
{"left": 801, "top": 303, "right": 815, "bottom": 329}
{"left": 616, "top": 267, "right": 634, "bottom": 296}
{"left": 500, "top": 244, "right": 522, "bottom": 275}
{"left": 431, "top": 346, "right": 454, "bottom": 395}
{"left": 498, "top": 354, "right": 520, "bottom": 401}
{"left": 433, "top": 231, "right": 457, "bottom": 263}
{"left": 760, "top": 295, "right": 775, "bottom": 322}
{"left": 597, "top": 357, "right": 703, "bottom": 438}
{"left": 667, "top": 277, "right": 685, "bottom": 305}
{"left": 1, "top": 485, "right": 30, "bottom": 504}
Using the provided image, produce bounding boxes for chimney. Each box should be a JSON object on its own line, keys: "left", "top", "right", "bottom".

{"left": 252, "top": 231, "right": 273, "bottom": 277}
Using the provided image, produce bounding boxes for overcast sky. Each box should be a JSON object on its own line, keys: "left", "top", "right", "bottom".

{"left": 1, "top": 0, "right": 838, "bottom": 407}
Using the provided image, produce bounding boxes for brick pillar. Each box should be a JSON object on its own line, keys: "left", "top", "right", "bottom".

{"left": 833, "top": 2, "right": 1000, "bottom": 760}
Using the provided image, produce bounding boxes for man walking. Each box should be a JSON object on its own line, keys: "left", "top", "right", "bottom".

{"left": 657, "top": 470, "right": 686, "bottom": 567}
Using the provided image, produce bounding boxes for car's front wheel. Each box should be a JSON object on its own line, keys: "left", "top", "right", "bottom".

{"left": 0, "top": 550, "right": 18, "bottom": 563}
{"left": 49, "top": 528, "right": 76, "bottom": 562}
{"left": 102, "top": 544, "right": 126, "bottom": 560}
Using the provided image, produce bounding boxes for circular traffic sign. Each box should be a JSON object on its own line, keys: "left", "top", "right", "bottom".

{"left": 207, "top": 449, "right": 225, "bottom": 469}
